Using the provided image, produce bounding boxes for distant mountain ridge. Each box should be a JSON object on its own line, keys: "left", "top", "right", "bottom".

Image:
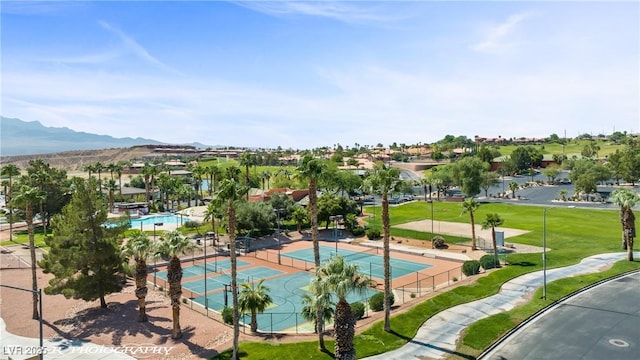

{"left": 1, "top": 117, "right": 166, "bottom": 156}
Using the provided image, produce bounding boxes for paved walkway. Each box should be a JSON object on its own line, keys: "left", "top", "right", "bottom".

{"left": 0, "top": 317, "right": 136, "bottom": 360}
{"left": 364, "top": 251, "right": 639, "bottom": 360}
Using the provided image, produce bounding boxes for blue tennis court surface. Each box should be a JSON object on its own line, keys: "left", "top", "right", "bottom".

{"left": 282, "top": 245, "right": 432, "bottom": 279}
{"left": 193, "top": 272, "right": 378, "bottom": 332}
{"left": 183, "top": 266, "right": 284, "bottom": 295}
{"left": 154, "top": 259, "right": 249, "bottom": 281}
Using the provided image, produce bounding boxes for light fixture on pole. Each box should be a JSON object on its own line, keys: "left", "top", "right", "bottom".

{"left": 274, "top": 208, "right": 283, "bottom": 264}
{"left": 428, "top": 200, "right": 434, "bottom": 235}
{"left": 153, "top": 222, "right": 163, "bottom": 288}
{"left": 542, "top": 208, "right": 548, "bottom": 300}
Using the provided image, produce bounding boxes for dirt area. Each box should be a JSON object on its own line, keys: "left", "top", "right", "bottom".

{"left": 0, "top": 147, "right": 160, "bottom": 172}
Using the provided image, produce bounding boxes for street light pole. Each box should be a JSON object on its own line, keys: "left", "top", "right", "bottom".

{"left": 429, "top": 200, "right": 434, "bottom": 235}
{"left": 542, "top": 208, "right": 548, "bottom": 300}
{"left": 274, "top": 208, "right": 283, "bottom": 264}
{"left": 203, "top": 232, "right": 212, "bottom": 313}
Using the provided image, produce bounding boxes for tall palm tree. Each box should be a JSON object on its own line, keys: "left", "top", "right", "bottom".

{"left": 297, "top": 154, "right": 327, "bottom": 349}
{"left": 238, "top": 151, "right": 254, "bottom": 192}
{"left": 461, "top": 198, "right": 480, "bottom": 250}
{"left": 316, "top": 256, "right": 373, "bottom": 360}
{"left": 191, "top": 164, "right": 205, "bottom": 205}
{"left": 1, "top": 164, "right": 21, "bottom": 241}
{"left": 28, "top": 163, "right": 50, "bottom": 238}
{"left": 83, "top": 163, "right": 95, "bottom": 179}
{"left": 155, "top": 230, "right": 195, "bottom": 338}
{"left": 611, "top": 188, "right": 640, "bottom": 261}
{"left": 261, "top": 170, "right": 271, "bottom": 190}
{"left": 481, "top": 213, "right": 504, "bottom": 267}
{"left": 11, "top": 184, "right": 46, "bottom": 320}
{"left": 238, "top": 279, "right": 273, "bottom": 332}
{"left": 141, "top": 163, "right": 154, "bottom": 205}
{"left": 204, "top": 202, "right": 221, "bottom": 238}
{"left": 105, "top": 179, "right": 118, "bottom": 213}
{"left": 94, "top": 161, "right": 104, "bottom": 192}
{"left": 301, "top": 274, "right": 335, "bottom": 335}
{"left": 214, "top": 170, "right": 248, "bottom": 360}
{"left": 122, "top": 232, "right": 155, "bottom": 322}
{"left": 363, "top": 165, "right": 400, "bottom": 332}
{"left": 114, "top": 163, "right": 124, "bottom": 197}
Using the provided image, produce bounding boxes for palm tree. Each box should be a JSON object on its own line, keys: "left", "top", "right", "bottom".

{"left": 122, "top": 232, "right": 155, "bottom": 322}
{"left": 141, "top": 163, "right": 154, "bottom": 205}
{"left": 11, "top": 184, "right": 46, "bottom": 320}
{"left": 316, "top": 256, "right": 374, "bottom": 360}
{"left": 204, "top": 202, "right": 221, "bottom": 238}
{"left": 114, "top": 163, "right": 124, "bottom": 197}
{"left": 214, "top": 171, "right": 248, "bottom": 360}
{"left": 610, "top": 188, "right": 640, "bottom": 261}
{"left": 105, "top": 179, "right": 118, "bottom": 213}
{"left": 509, "top": 181, "right": 519, "bottom": 199}
{"left": 1, "top": 164, "right": 21, "bottom": 241}
{"left": 297, "top": 154, "right": 327, "bottom": 348}
{"left": 94, "top": 161, "right": 104, "bottom": 191}
{"left": 291, "top": 207, "right": 309, "bottom": 233}
{"left": 461, "top": 198, "right": 480, "bottom": 250}
{"left": 301, "top": 274, "right": 335, "bottom": 334}
{"left": 191, "top": 164, "right": 205, "bottom": 205}
{"left": 363, "top": 165, "right": 400, "bottom": 332}
{"left": 261, "top": 170, "right": 271, "bottom": 190}
{"left": 155, "top": 230, "right": 195, "bottom": 339}
{"left": 481, "top": 213, "right": 504, "bottom": 267}
{"left": 238, "top": 279, "right": 273, "bottom": 332}
{"left": 238, "top": 151, "right": 254, "bottom": 194}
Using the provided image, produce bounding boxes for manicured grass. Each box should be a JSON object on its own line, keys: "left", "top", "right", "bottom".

{"left": 211, "top": 201, "right": 639, "bottom": 359}
{"left": 0, "top": 226, "right": 50, "bottom": 249}
{"left": 497, "top": 139, "right": 620, "bottom": 158}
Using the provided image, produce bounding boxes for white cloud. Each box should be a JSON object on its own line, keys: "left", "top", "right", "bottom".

{"left": 472, "top": 12, "right": 533, "bottom": 53}
{"left": 97, "top": 20, "right": 181, "bottom": 75}
{"left": 234, "top": 1, "right": 405, "bottom": 24}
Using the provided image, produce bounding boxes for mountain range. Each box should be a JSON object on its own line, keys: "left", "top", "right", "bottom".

{"left": 0, "top": 117, "right": 211, "bottom": 156}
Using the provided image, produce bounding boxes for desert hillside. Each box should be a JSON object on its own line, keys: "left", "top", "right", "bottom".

{"left": 0, "top": 146, "right": 161, "bottom": 172}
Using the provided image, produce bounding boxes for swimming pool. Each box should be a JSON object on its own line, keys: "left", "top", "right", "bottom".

{"left": 129, "top": 214, "right": 184, "bottom": 228}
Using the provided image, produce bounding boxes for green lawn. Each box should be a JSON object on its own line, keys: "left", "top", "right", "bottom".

{"left": 0, "top": 226, "right": 51, "bottom": 249}
{"left": 212, "top": 201, "right": 639, "bottom": 359}
{"left": 497, "top": 139, "right": 621, "bottom": 158}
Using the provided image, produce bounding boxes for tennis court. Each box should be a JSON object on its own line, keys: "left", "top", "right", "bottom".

{"left": 193, "top": 271, "right": 379, "bottom": 332}
{"left": 183, "top": 266, "right": 284, "bottom": 295}
{"left": 154, "top": 259, "right": 250, "bottom": 281}
{"left": 281, "top": 245, "right": 432, "bottom": 280}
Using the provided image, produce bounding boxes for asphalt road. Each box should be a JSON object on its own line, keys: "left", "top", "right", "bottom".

{"left": 482, "top": 272, "right": 640, "bottom": 360}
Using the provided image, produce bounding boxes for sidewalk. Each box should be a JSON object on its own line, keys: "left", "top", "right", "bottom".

{"left": 363, "top": 251, "right": 639, "bottom": 360}
{"left": 0, "top": 318, "right": 135, "bottom": 360}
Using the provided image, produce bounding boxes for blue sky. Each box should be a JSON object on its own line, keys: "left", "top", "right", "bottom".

{"left": 2, "top": 1, "right": 638, "bottom": 149}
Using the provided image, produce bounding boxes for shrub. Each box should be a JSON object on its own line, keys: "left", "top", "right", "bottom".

{"left": 431, "top": 236, "right": 446, "bottom": 249}
{"left": 369, "top": 292, "right": 395, "bottom": 312}
{"left": 184, "top": 220, "right": 201, "bottom": 229}
{"left": 480, "top": 254, "right": 501, "bottom": 270}
{"left": 462, "top": 260, "right": 481, "bottom": 276}
{"left": 350, "top": 301, "right": 365, "bottom": 320}
{"left": 350, "top": 226, "right": 365, "bottom": 236}
{"left": 366, "top": 228, "right": 381, "bottom": 240}
{"left": 222, "top": 306, "right": 233, "bottom": 325}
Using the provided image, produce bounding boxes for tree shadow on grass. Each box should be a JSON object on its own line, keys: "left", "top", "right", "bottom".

{"left": 385, "top": 329, "right": 475, "bottom": 360}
